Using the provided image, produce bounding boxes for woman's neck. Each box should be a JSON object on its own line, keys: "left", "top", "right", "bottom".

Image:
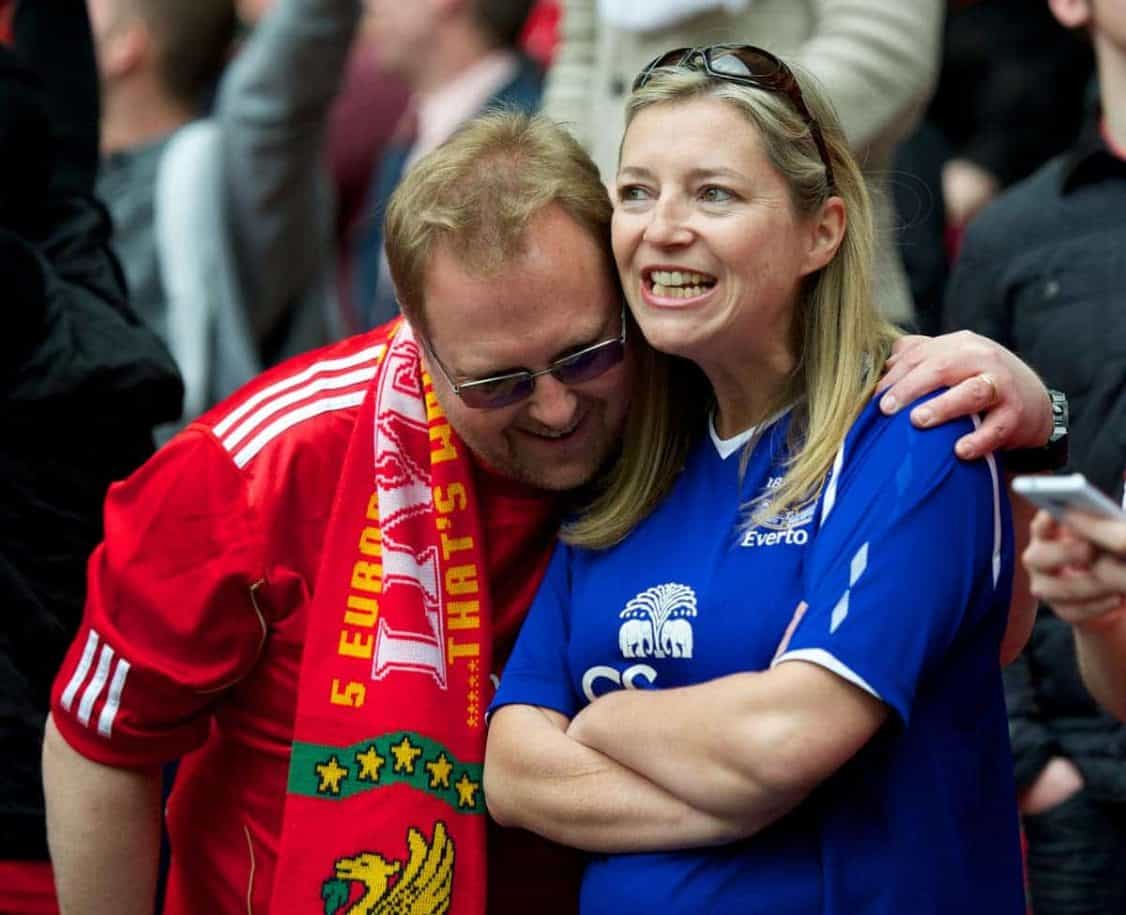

{"left": 707, "top": 354, "right": 796, "bottom": 439}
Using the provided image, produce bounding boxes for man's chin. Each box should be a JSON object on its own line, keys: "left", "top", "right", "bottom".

{"left": 498, "top": 451, "right": 609, "bottom": 493}
{"left": 508, "top": 461, "right": 595, "bottom": 493}
{"left": 465, "top": 428, "right": 616, "bottom": 493}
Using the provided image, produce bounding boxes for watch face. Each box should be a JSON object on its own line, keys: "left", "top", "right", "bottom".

{"left": 1049, "top": 390, "right": 1069, "bottom": 443}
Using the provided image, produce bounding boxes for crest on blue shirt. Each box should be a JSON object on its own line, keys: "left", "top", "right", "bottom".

{"left": 619, "top": 583, "right": 698, "bottom": 660}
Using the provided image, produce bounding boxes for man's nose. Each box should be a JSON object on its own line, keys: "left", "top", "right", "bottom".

{"left": 525, "top": 372, "right": 580, "bottom": 430}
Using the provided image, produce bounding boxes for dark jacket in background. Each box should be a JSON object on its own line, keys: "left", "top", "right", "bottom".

{"left": 932, "top": 0, "right": 1094, "bottom": 188}
{"left": 353, "top": 55, "right": 544, "bottom": 329}
{"left": 944, "top": 123, "right": 1126, "bottom": 806}
{"left": 0, "top": 0, "right": 182, "bottom": 862}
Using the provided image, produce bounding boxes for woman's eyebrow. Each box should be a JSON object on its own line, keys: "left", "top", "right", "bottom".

{"left": 617, "top": 165, "right": 748, "bottom": 182}
{"left": 616, "top": 165, "right": 655, "bottom": 181}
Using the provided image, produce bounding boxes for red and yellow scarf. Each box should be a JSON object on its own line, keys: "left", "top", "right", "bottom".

{"left": 271, "top": 321, "right": 492, "bottom": 914}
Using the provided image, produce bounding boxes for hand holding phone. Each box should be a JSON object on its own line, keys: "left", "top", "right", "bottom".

{"left": 1011, "top": 473, "right": 1126, "bottom": 522}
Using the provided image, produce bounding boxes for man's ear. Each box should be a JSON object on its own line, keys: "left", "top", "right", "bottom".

{"left": 800, "top": 195, "right": 846, "bottom": 278}
{"left": 101, "top": 18, "right": 149, "bottom": 80}
{"left": 1048, "top": 0, "right": 1092, "bottom": 30}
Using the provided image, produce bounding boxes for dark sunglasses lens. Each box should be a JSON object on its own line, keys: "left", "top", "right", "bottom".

{"left": 460, "top": 374, "right": 534, "bottom": 410}
{"left": 552, "top": 340, "right": 625, "bottom": 386}
{"left": 634, "top": 47, "right": 693, "bottom": 90}
{"left": 715, "top": 47, "right": 782, "bottom": 80}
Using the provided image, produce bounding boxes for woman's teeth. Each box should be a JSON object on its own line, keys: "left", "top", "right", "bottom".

{"left": 649, "top": 270, "right": 714, "bottom": 298}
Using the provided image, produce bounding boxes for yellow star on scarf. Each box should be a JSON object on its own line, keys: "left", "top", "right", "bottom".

{"left": 355, "top": 745, "right": 385, "bottom": 783}
{"left": 315, "top": 755, "right": 349, "bottom": 795}
{"left": 455, "top": 772, "right": 480, "bottom": 809}
{"left": 391, "top": 736, "right": 423, "bottom": 774}
{"left": 425, "top": 753, "right": 454, "bottom": 790}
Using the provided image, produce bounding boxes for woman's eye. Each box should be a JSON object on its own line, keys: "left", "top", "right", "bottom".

{"left": 617, "top": 185, "right": 650, "bottom": 202}
{"left": 700, "top": 185, "right": 734, "bottom": 203}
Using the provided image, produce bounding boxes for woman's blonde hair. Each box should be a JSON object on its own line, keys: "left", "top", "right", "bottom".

{"left": 564, "top": 60, "right": 900, "bottom": 549}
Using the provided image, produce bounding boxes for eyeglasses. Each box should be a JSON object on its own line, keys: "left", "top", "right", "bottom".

{"left": 422, "top": 305, "right": 628, "bottom": 410}
{"left": 632, "top": 44, "right": 836, "bottom": 191}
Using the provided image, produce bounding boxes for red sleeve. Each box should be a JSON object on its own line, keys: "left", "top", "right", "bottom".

{"left": 50, "top": 428, "right": 268, "bottom": 767}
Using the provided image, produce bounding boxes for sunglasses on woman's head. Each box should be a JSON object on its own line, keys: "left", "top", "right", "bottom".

{"left": 422, "top": 305, "right": 628, "bottom": 410}
{"left": 632, "top": 44, "right": 836, "bottom": 191}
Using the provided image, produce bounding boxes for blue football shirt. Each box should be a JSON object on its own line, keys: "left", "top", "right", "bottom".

{"left": 492, "top": 399, "right": 1025, "bottom": 914}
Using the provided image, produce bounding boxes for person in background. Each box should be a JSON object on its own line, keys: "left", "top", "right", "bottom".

{"left": 350, "top": 0, "right": 543, "bottom": 327}
{"left": 943, "top": 0, "right": 1126, "bottom": 910}
{"left": 1025, "top": 510, "right": 1126, "bottom": 722}
{"left": 931, "top": 0, "right": 1094, "bottom": 232}
{"left": 894, "top": 0, "right": 1093, "bottom": 332}
{"left": 89, "top": 0, "right": 237, "bottom": 423}
{"left": 0, "top": 0, "right": 182, "bottom": 909}
{"left": 326, "top": 5, "right": 409, "bottom": 325}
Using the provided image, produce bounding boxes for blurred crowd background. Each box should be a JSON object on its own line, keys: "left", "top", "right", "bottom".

{"left": 3, "top": 1, "right": 1125, "bottom": 913}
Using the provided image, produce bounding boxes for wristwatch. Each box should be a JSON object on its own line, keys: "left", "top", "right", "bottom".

{"left": 1005, "top": 389, "right": 1069, "bottom": 474}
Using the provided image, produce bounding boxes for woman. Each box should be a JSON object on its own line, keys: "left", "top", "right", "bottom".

{"left": 485, "top": 46, "right": 1025, "bottom": 913}
{"left": 540, "top": 0, "right": 943, "bottom": 324}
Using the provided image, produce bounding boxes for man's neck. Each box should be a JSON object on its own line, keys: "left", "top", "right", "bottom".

{"left": 1095, "top": 39, "right": 1126, "bottom": 152}
{"left": 100, "top": 82, "right": 194, "bottom": 156}
{"left": 408, "top": 26, "right": 495, "bottom": 96}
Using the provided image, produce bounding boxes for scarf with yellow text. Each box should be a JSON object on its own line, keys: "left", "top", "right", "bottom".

{"left": 271, "top": 321, "right": 491, "bottom": 914}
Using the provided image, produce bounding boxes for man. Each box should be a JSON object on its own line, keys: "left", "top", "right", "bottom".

{"left": 1026, "top": 510, "right": 1126, "bottom": 718}
{"left": 1, "top": 0, "right": 182, "bottom": 909}
{"left": 944, "top": 1, "right": 1126, "bottom": 911}
{"left": 89, "top": 0, "right": 237, "bottom": 420}
{"left": 44, "top": 110, "right": 1055, "bottom": 914}
{"left": 351, "top": 0, "right": 543, "bottom": 326}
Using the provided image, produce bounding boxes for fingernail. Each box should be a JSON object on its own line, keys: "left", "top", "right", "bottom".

{"left": 881, "top": 394, "right": 898, "bottom": 414}
{"left": 913, "top": 407, "right": 933, "bottom": 427}
{"left": 955, "top": 440, "right": 973, "bottom": 459}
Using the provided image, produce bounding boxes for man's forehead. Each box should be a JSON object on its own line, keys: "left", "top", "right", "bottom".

{"left": 422, "top": 214, "right": 617, "bottom": 340}
{"left": 423, "top": 264, "right": 618, "bottom": 373}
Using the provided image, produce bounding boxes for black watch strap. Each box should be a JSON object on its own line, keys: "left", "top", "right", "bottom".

{"left": 1004, "top": 389, "right": 1069, "bottom": 474}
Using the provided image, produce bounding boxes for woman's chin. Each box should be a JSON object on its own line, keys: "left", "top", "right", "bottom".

{"left": 635, "top": 321, "right": 714, "bottom": 362}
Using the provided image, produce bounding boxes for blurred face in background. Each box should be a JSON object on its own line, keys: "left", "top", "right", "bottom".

{"left": 86, "top": 0, "right": 131, "bottom": 79}
{"left": 235, "top": 0, "right": 273, "bottom": 25}
{"left": 362, "top": 0, "right": 442, "bottom": 83}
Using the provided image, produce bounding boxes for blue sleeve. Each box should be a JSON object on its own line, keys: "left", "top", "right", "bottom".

{"left": 489, "top": 541, "right": 582, "bottom": 719}
{"left": 775, "top": 402, "right": 1011, "bottom": 726}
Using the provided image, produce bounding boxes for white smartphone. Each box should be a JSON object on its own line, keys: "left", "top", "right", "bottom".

{"left": 1011, "top": 473, "right": 1126, "bottom": 521}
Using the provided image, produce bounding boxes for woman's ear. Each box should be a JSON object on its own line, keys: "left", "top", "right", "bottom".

{"left": 801, "top": 195, "right": 846, "bottom": 277}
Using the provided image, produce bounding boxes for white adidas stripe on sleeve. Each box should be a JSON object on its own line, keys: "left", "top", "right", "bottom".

{"left": 59, "top": 628, "right": 132, "bottom": 738}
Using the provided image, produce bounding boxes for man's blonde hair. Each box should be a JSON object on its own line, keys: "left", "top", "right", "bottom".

{"left": 384, "top": 110, "right": 614, "bottom": 330}
{"left": 565, "top": 61, "right": 900, "bottom": 549}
